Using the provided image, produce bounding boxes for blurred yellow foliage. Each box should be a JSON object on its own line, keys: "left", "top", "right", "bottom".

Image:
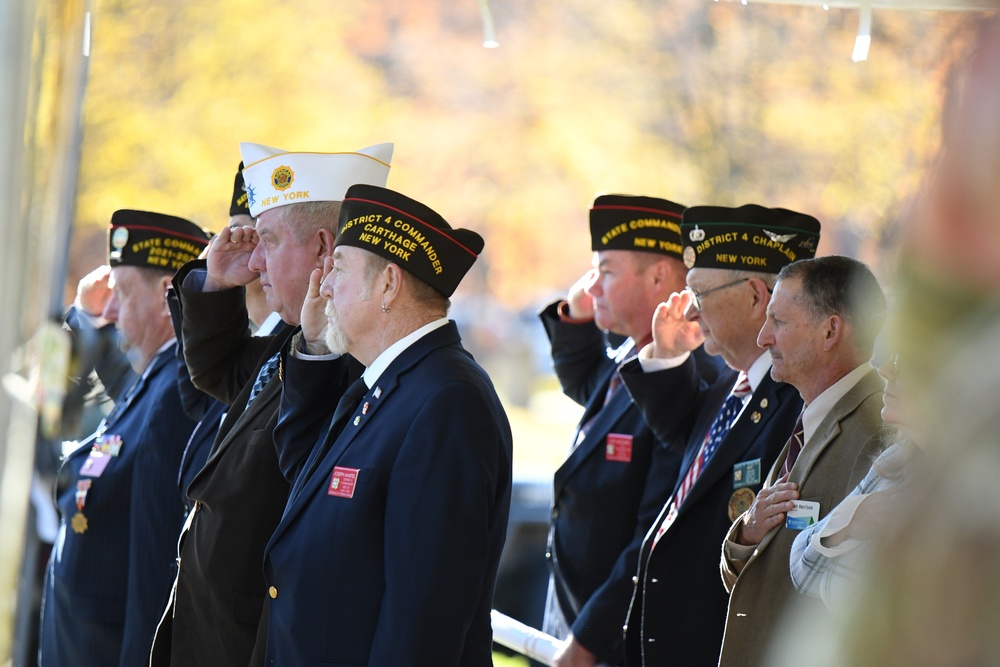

{"left": 71, "top": 0, "right": 980, "bottom": 306}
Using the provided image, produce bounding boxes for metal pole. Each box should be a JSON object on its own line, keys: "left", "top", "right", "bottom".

{"left": 0, "top": 0, "right": 91, "bottom": 661}
{"left": 0, "top": 0, "right": 43, "bottom": 658}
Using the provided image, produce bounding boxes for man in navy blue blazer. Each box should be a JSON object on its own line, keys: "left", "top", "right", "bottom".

{"left": 263, "top": 184, "right": 512, "bottom": 666}
{"left": 539, "top": 195, "right": 724, "bottom": 667}
{"left": 40, "top": 211, "right": 210, "bottom": 667}
{"left": 618, "top": 205, "right": 821, "bottom": 666}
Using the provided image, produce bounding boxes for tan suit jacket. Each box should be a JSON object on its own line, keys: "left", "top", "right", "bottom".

{"left": 717, "top": 368, "right": 885, "bottom": 667}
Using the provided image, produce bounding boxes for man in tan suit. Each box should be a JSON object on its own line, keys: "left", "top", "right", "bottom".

{"left": 718, "top": 255, "right": 887, "bottom": 667}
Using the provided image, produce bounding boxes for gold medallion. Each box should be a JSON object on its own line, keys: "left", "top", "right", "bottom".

{"left": 728, "top": 487, "right": 756, "bottom": 522}
{"left": 751, "top": 411, "right": 761, "bottom": 423}
{"left": 71, "top": 512, "right": 89, "bottom": 534}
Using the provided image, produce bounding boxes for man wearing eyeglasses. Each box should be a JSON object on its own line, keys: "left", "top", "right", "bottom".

{"left": 539, "top": 195, "right": 724, "bottom": 667}
{"left": 618, "top": 205, "right": 820, "bottom": 666}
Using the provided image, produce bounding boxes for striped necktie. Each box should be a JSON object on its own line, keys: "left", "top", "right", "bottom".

{"left": 651, "top": 372, "right": 752, "bottom": 549}
{"left": 246, "top": 351, "right": 280, "bottom": 408}
{"left": 573, "top": 346, "right": 639, "bottom": 449}
{"left": 779, "top": 412, "right": 805, "bottom": 477}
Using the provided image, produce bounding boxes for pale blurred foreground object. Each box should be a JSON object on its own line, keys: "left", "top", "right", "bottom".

{"left": 771, "top": 13, "right": 1000, "bottom": 667}
{"left": 491, "top": 610, "right": 559, "bottom": 666}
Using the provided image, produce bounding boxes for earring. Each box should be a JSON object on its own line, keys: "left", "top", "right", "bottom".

{"left": 381, "top": 304, "right": 390, "bottom": 313}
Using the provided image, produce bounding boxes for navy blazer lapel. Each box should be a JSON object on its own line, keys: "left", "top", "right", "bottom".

{"left": 105, "top": 345, "right": 172, "bottom": 431}
{"left": 200, "top": 378, "right": 282, "bottom": 478}
{"left": 678, "top": 376, "right": 788, "bottom": 513}
{"left": 666, "top": 376, "right": 733, "bottom": 498}
{"left": 195, "top": 333, "right": 289, "bottom": 476}
{"left": 788, "top": 368, "right": 883, "bottom": 486}
{"left": 553, "top": 367, "right": 627, "bottom": 491}
{"left": 273, "top": 322, "right": 462, "bottom": 541}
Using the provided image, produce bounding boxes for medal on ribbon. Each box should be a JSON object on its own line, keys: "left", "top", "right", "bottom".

{"left": 73, "top": 480, "right": 92, "bottom": 534}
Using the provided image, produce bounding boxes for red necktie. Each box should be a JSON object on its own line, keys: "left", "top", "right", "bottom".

{"left": 779, "top": 412, "right": 805, "bottom": 477}
{"left": 573, "top": 346, "right": 639, "bottom": 448}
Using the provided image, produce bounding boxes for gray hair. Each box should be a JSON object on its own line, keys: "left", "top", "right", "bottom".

{"left": 778, "top": 256, "right": 886, "bottom": 355}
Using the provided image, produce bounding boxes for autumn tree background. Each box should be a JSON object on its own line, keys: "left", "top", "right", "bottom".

{"left": 66, "top": 0, "right": 979, "bottom": 413}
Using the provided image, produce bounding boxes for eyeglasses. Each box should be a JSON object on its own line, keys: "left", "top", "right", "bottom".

{"left": 686, "top": 278, "right": 750, "bottom": 311}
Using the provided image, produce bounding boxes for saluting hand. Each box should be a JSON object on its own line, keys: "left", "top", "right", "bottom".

{"left": 565, "top": 269, "right": 598, "bottom": 320}
{"left": 75, "top": 264, "right": 114, "bottom": 319}
{"left": 299, "top": 257, "right": 333, "bottom": 355}
{"left": 736, "top": 473, "right": 799, "bottom": 547}
{"left": 204, "top": 225, "right": 259, "bottom": 291}
{"left": 649, "top": 290, "right": 704, "bottom": 358}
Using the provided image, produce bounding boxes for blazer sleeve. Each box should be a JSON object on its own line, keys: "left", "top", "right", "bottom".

{"left": 272, "top": 340, "right": 354, "bottom": 483}
{"left": 60, "top": 306, "right": 137, "bottom": 438}
{"left": 620, "top": 355, "right": 710, "bottom": 447}
{"left": 538, "top": 300, "right": 614, "bottom": 407}
{"left": 720, "top": 519, "right": 754, "bottom": 592}
{"left": 64, "top": 305, "right": 137, "bottom": 400}
{"left": 173, "top": 260, "right": 273, "bottom": 405}
{"left": 167, "top": 283, "right": 220, "bottom": 420}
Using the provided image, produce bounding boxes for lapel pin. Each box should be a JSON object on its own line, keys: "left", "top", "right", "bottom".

{"left": 760, "top": 398, "right": 768, "bottom": 409}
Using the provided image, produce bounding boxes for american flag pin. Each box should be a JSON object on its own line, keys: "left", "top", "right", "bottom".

{"left": 373, "top": 387, "right": 382, "bottom": 399}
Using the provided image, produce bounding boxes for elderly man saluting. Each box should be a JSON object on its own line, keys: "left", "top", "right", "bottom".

{"left": 619, "top": 204, "right": 820, "bottom": 666}
{"left": 262, "top": 184, "right": 513, "bottom": 666}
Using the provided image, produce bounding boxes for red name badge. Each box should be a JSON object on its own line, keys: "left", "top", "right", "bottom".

{"left": 605, "top": 433, "right": 633, "bottom": 462}
{"left": 328, "top": 467, "right": 359, "bottom": 498}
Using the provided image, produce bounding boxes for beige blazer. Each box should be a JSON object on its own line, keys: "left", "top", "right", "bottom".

{"left": 717, "top": 368, "right": 885, "bottom": 667}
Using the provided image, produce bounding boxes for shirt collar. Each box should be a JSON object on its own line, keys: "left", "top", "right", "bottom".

{"left": 743, "top": 351, "right": 773, "bottom": 398}
{"left": 802, "top": 362, "right": 874, "bottom": 443}
{"left": 362, "top": 318, "right": 450, "bottom": 389}
{"left": 253, "top": 311, "right": 283, "bottom": 337}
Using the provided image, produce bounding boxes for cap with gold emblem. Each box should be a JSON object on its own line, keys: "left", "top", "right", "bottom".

{"left": 108, "top": 210, "right": 212, "bottom": 271}
{"left": 589, "top": 194, "right": 685, "bottom": 258}
{"left": 239, "top": 142, "right": 393, "bottom": 218}
{"left": 336, "top": 184, "right": 483, "bottom": 298}
{"left": 680, "top": 205, "right": 821, "bottom": 273}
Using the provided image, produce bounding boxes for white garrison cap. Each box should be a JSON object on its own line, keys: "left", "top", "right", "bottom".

{"left": 239, "top": 142, "right": 393, "bottom": 217}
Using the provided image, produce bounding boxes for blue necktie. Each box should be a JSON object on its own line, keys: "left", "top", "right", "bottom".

{"left": 674, "top": 372, "right": 751, "bottom": 506}
{"left": 704, "top": 375, "right": 750, "bottom": 463}
{"left": 652, "top": 373, "right": 751, "bottom": 548}
{"left": 246, "top": 352, "right": 280, "bottom": 408}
